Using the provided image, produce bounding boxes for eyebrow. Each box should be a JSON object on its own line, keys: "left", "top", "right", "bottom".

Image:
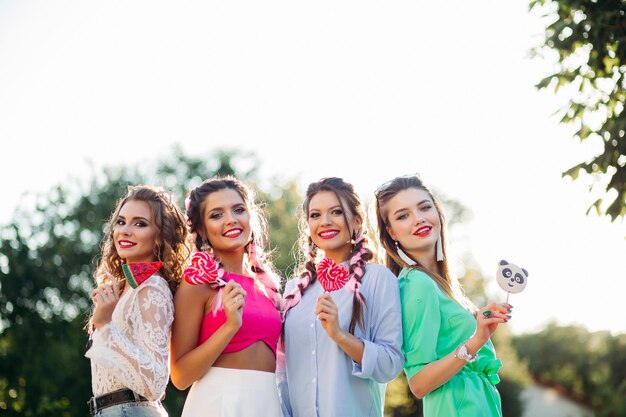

{"left": 392, "top": 199, "right": 432, "bottom": 216}
{"left": 309, "top": 204, "right": 342, "bottom": 213}
{"left": 207, "top": 203, "right": 245, "bottom": 213}
{"left": 117, "top": 215, "right": 150, "bottom": 222}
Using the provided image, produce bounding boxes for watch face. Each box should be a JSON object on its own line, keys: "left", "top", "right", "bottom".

{"left": 456, "top": 343, "right": 475, "bottom": 362}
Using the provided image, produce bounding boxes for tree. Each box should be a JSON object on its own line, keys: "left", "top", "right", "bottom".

{"left": 513, "top": 323, "right": 626, "bottom": 417}
{"left": 531, "top": 0, "right": 626, "bottom": 221}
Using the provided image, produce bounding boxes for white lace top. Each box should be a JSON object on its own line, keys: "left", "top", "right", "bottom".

{"left": 85, "top": 274, "right": 174, "bottom": 401}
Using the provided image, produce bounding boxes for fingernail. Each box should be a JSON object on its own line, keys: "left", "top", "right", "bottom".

{"left": 507, "top": 308, "right": 512, "bottom": 313}
{"left": 506, "top": 315, "right": 512, "bottom": 319}
{"left": 509, "top": 304, "right": 514, "bottom": 308}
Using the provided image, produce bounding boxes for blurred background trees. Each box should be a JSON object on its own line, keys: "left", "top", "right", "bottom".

{"left": 531, "top": 0, "right": 626, "bottom": 221}
{"left": 1, "top": 147, "right": 622, "bottom": 416}
{"left": 0, "top": 149, "right": 301, "bottom": 416}
{"left": 514, "top": 323, "right": 626, "bottom": 417}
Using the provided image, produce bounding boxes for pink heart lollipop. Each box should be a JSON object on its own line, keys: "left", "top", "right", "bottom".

{"left": 184, "top": 252, "right": 226, "bottom": 286}
{"left": 316, "top": 258, "right": 350, "bottom": 292}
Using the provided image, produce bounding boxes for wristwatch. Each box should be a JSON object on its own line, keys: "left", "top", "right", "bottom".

{"left": 455, "top": 341, "right": 477, "bottom": 363}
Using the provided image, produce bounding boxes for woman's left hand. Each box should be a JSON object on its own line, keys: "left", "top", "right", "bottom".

{"left": 315, "top": 293, "right": 343, "bottom": 341}
{"left": 91, "top": 278, "right": 122, "bottom": 329}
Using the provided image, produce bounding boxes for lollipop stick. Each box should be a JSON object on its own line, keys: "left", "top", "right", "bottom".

{"left": 506, "top": 292, "right": 510, "bottom": 304}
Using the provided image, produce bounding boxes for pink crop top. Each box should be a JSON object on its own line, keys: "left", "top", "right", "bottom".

{"left": 198, "top": 272, "right": 282, "bottom": 357}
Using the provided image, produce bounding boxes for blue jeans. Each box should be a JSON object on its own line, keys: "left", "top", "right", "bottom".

{"left": 94, "top": 401, "right": 167, "bottom": 417}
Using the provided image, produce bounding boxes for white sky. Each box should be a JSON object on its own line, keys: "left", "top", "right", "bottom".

{"left": 1, "top": 1, "right": 625, "bottom": 335}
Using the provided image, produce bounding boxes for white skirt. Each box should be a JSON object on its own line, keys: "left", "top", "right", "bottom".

{"left": 181, "top": 367, "right": 281, "bottom": 417}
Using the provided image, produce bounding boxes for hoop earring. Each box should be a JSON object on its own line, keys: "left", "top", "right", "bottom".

{"left": 395, "top": 241, "right": 416, "bottom": 266}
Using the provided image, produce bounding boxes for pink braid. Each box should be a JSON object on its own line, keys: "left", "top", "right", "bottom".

{"left": 247, "top": 240, "right": 282, "bottom": 309}
{"left": 282, "top": 239, "right": 317, "bottom": 315}
{"left": 346, "top": 232, "right": 371, "bottom": 333}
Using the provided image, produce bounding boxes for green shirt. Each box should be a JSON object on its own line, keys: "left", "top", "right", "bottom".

{"left": 399, "top": 268, "right": 502, "bottom": 417}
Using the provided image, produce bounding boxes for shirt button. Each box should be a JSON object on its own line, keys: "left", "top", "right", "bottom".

{"left": 311, "top": 350, "right": 315, "bottom": 355}
{"left": 312, "top": 378, "right": 316, "bottom": 383}
{"left": 310, "top": 323, "right": 314, "bottom": 328}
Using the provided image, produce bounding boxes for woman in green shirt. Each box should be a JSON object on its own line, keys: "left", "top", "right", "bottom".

{"left": 373, "top": 175, "right": 511, "bottom": 417}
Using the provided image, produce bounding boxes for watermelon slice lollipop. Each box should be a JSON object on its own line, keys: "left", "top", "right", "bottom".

{"left": 316, "top": 258, "right": 350, "bottom": 292}
{"left": 122, "top": 261, "right": 163, "bottom": 289}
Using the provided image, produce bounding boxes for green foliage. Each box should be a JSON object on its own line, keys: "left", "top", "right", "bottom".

{"left": 0, "top": 147, "right": 531, "bottom": 416}
{"left": 531, "top": 0, "right": 626, "bottom": 221}
{"left": 260, "top": 178, "right": 302, "bottom": 282}
{"left": 513, "top": 322, "right": 626, "bottom": 416}
{"left": 0, "top": 148, "right": 300, "bottom": 416}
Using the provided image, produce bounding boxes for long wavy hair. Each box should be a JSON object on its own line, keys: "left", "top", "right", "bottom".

{"left": 94, "top": 185, "right": 190, "bottom": 293}
{"left": 284, "top": 177, "right": 372, "bottom": 334}
{"left": 185, "top": 175, "right": 281, "bottom": 309}
{"left": 374, "top": 175, "right": 475, "bottom": 311}
{"left": 88, "top": 185, "right": 190, "bottom": 332}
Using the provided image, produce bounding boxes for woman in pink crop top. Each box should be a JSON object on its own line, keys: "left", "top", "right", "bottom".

{"left": 170, "top": 176, "right": 283, "bottom": 417}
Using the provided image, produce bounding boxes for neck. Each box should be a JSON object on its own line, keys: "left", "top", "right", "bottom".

{"left": 408, "top": 247, "right": 437, "bottom": 273}
{"left": 323, "top": 245, "right": 352, "bottom": 265}
{"left": 215, "top": 249, "right": 249, "bottom": 276}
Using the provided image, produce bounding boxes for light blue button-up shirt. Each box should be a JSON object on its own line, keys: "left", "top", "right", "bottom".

{"left": 278, "top": 263, "right": 404, "bottom": 417}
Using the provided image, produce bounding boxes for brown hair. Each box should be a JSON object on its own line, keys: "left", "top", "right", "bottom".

{"left": 185, "top": 175, "right": 281, "bottom": 307}
{"left": 285, "top": 177, "right": 372, "bottom": 334}
{"left": 374, "top": 175, "right": 475, "bottom": 311}
{"left": 94, "top": 185, "right": 190, "bottom": 294}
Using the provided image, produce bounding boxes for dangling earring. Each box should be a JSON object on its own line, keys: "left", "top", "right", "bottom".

{"left": 350, "top": 230, "right": 357, "bottom": 245}
{"left": 201, "top": 239, "right": 212, "bottom": 252}
{"left": 395, "top": 241, "right": 416, "bottom": 266}
{"left": 436, "top": 233, "right": 444, "bottom": 262}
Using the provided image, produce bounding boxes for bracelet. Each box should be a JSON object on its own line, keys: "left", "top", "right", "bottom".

{"left": 454, "top": 341, "right": 477, "bottom": 363}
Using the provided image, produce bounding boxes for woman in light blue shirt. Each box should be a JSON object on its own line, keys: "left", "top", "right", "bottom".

{"left": 279, "top": 177, "right": 404, "bottom": 417}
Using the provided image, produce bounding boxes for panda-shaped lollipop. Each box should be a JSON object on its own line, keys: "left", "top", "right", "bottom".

{"left": 496, "top": 260, "right": 528, "bottom": 303}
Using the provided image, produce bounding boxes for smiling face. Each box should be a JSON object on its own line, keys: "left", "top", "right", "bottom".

{"left": 307, "top": 191, "right": 359, "bottom": 263}
{"left": 113, "top": 199, "right": 159, "bottom": 263}
{"left": 201, "top": 188, "right": 252, "bottom": 255}
{"left": 383, "top": 187, "right": 441, "bottom": 262}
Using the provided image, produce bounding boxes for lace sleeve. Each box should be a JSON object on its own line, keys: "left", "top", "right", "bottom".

{"left": 85, "top": 277, "right": 174, "bottom": 401}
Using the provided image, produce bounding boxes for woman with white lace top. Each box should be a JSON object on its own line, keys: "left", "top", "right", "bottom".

{"left": 85, "top": 186, "right": 190, "bottom": 417}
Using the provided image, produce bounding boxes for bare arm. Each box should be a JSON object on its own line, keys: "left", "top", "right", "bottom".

{"left": 170, "top": 280, "right": 246, "bottom": 390}
{"left": 408, "top": 303, "right": 510, "bottom": 399}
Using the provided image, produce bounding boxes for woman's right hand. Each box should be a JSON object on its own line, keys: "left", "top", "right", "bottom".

{"left": 471, "top": 302, "right": 512, "bottom": 347}
{"left": 221, "top": 280, "right": 247, "bottom": 330}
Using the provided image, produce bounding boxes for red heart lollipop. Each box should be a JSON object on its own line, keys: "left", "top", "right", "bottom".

{"left": 316, "top": 258, "right": 350, "bottom": 292}
{"left": 184, "top": 252, "right": 225, "bottom": 285}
